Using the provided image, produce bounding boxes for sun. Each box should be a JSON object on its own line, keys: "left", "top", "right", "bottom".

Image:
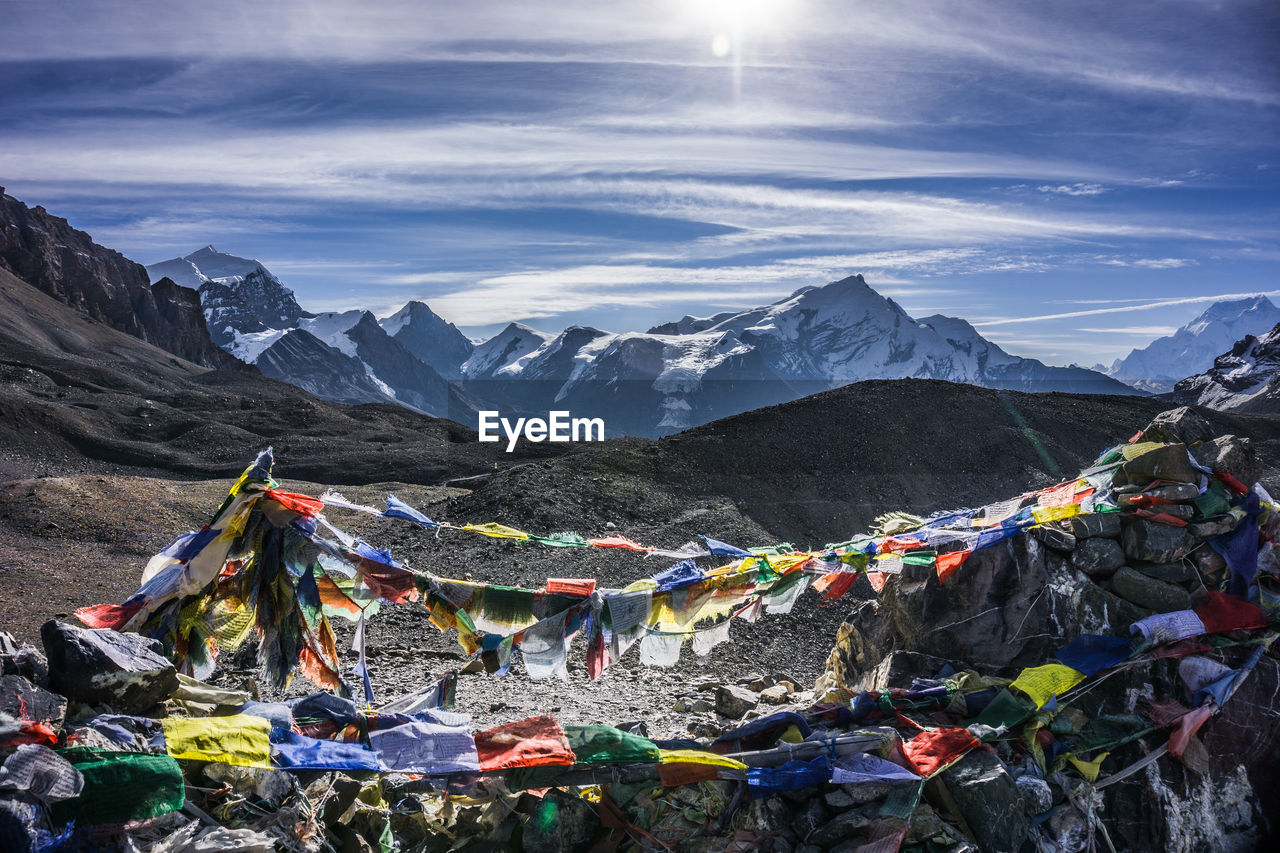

{"left": 693, "top": 0, "right": 795, "bottom": 56}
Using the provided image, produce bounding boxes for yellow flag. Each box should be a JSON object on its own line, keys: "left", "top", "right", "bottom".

{"left": 162, "top": 714, "right": 273, "bottom": 768}
{"left": 1010, "top": 663, "right": 1085, "bottom": 708}
{"left": 462, "top": 522, "right": 530, "bottom": 540}
{"left": 658, "top": 749, "right": 747, "bottom": 769}
{"left": 1067, "top": 751, "right": 1109, "bottom": 782}
{"left": 1032, "top": 503, "right": 1082, "bottom": 524}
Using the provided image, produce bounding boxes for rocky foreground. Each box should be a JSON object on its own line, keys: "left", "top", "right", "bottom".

{"left": 0, "top": 406, "right": 1277, "bottom": 853}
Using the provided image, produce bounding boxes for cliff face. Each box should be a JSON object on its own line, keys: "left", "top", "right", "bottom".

{"left": 0, "top": 189, "right": 241, "bottom": 370}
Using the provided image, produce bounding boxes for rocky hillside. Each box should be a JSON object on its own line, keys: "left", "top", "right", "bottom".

{"left": 0, "top": 191, "right": 237, "bottom": 370}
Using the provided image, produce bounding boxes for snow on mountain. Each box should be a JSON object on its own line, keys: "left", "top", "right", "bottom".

{"left": 460, "top": 275, "right": 1138, "bottom": 435}
{"left": 1169, "top": 322, "right": 1280, "bottom": 413}
{"left": 379, "top": 301, "right": 474, "bottom": 378}
{"left": 1107, "top": 296, "right": 1280, "bottom": 393}
{"left": 148, "top": 248, "right": 479, "bottom": 419}
{"left": 461, "top": 322, "right": 555, "bottom": 379}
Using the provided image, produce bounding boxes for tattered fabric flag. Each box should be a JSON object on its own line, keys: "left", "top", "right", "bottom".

{"left": 747, "top": 755, "right": 832, "bottom": 795}
{"left": 368, "top": 721, "right": 480, "bottom": 774}
{"left": 935, "top": 550, "right": 971, "bottom": 583}
{"left": 814, "top": 571, "right": 859, "bottom": 602}
{"left": 1054, "top": 634, "right": 1133, "bottom": 678}
{"left": 351, "top": 611, "right": 375, "bottom": 704}
{"left": 383, "top": 494, "right": 437, "bottom": 528}
{"left": 318, "top": 490, "right": 383, "bottom": 515}
{"left": 475, "top": 715, "right": 575, "bottom": 771}
{"left": 546, "top": 577, "right": 596, "bottom": 596}
{"left": 1037, "top": 480, "right": 1080, "bottom": 507}
{"left": 762, "top": 574, "right": 810, "bottom": 615}
{"left": 1010, "top": 664, "right": 1085, "bottom": 709}
{"left": 528, "top": 531, "right": 590, "bottom": 548}
{"left": 700, "top": 535, "right": 754, "bottom": 558}
{"left": 1177, "top": 656, "right": 1233, "bottom": 696}
{"left": 831, "top": 753, "right": 921, "bottom": 786}
{"left": 265, "top": 489, "right": 325, "bottom": 517}
{"left": 272, "top": 730, "right": 383, "bottom": 772}
{"left": 162, "top": 714, "right": 273, "bottom": 768}
{"left": 520, "top": 609, "right": 572, "bottom": 682}
{"left": 463, "top": 522, "right": 530, "bottom": 540}
{"left": 900, "top": 727, "right": 979, "bottom": 778}
{"left": 1130, "top": 610, "right": 1206, "bottom": 646}
{"left": 565, "top": 725, "right": 661, "bottom": 765}
{"left": 1194, "top": 590, "right": 1266, "bottom": 634}
{"left": 1032, "top": 503, "right": 1082, "bottom": 524}
{"left": 691, "top": 618, "right": 733, "bottom": 656}
{"left": 652, "top": 559, "right": 704, "bottom": 592}
{"left": 0, "top": 745, "right": 84, "bottom": 804}
{"left": 589, "top": 534, "right": 653, "bottom": 552}
{"left": 52, "top": 747, "right": 185, "bottom": 827}
{"left": 649, "top": 541, "right": 711, "bottom": 561}
{"left": 977, "top": 496, "right": 1025, "bottom": 526}
{"left": 1066, "top": 751, "right": 1109, "bottom": 783}
{"left": 734, "top": 597, "right": 763, "bottom": 623}
{"left": 639, "top": 630, "right": 684, "bottom": 667}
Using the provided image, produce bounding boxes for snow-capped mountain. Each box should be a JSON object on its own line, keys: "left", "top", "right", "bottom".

{"left": 1106, "top": 296, "right": 1280, "bottom": 393}
{"left": 147, "top": 248, "right": 477, "bottom": 420}
{"left": 146, "top": 248, "right": 1140, "bottom": 436}
{"left": 460, "top": 275, "right": 1140, "bottom": 435}
{"left": 148, "top": 246, "right": 311, "bottom": 349}
{"left": 380, "top": 301, "right": 474, "bottom": 379}
{"left": 1169, "top": 322, "right": 1280, "bottom": 413}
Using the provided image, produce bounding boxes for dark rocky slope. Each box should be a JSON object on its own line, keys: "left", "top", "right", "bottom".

{"left": 0, "top": 189, "right": 238, "bottom": 370}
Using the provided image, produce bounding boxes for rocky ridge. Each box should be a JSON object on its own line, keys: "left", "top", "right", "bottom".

{"left": 0, "top": 191, "right": 238, "bottom": 370}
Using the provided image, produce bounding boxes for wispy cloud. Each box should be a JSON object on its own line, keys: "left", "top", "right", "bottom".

{"left": 1037, "top": 183, "right": 1107, "bottom": 196}
{"left": 1077, "top": 325, "right": 1178, "bottom": 336}
{"left": 976, "top": 291, "right": 1280, "bottom": 327}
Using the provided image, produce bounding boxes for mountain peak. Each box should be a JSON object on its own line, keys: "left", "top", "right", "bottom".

{"left": 1109, "top": 295, "right": 1280, "bottom": 392}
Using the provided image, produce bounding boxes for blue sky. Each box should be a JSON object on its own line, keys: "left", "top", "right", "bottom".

{"left": 1, "top": 0, "right": 1277, "bottom": 365}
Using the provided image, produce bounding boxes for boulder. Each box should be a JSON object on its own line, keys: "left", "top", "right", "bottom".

{"left": 1131, "top": 562, "right": 1196, "bottom": 583}
{"left": 1046, "top": 804, "right": 1089, "bottom": 853}
{"left": 1120, "top": 520, "right": 1195, "bottom": 563}
{"left": 1031, "top": 525, "right": 1076, "bottom": 552}
{"left": 933, "top": 750, "right": 1029, "bottom": 853}
{"left": 520, "top": 787, "right": 601, "bottom": 853}
{"left": 759, "top": 684, "right": 792, "bottom": 705}
{"left": 791, "top": 797, "right": 828, "bottom": 840}
{"left": 1192, "top": 435, "right": 1260, "bottom": 488}
{"left": 0, "top": 634, "right": 49, "bottom": 687}
{"left": 1069, "top": 538, "right": 1125, "bottom": 578}
{"left": 0, "top": 674, "right": 66, "bottom": 730}
{"left": 1190, "top": 545, "right": 1227, "bottom": 574}
{"left": 1112, "top": 443, "right": 1197, "bottom": 489}
{"left": 1014, "top": 775, "right": 1053, "bottom": 815}
{"left": 40, "top": 620, "right": 178, "bottom": 714}
{"left": 1141, "top": 407, "right": 1214, "bottom": 447}
{"left": 1188, "top": 515, "right": 1238, "bottom": 538}
{"left": 1110, "top": 567, "right": 1192, "bottom": 613}
{"left": 1066, "top": 513, "right": 1122, "bottom": 540}
{"left": 715, "top": 685, "right": 759, "bottom": 720}
{"left": 807, "top": 805, "right": 877, "bottom": 847}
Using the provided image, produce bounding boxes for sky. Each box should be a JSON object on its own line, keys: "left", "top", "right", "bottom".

{"left": 1, "top": 0, "right": 1277, "bottom": 365}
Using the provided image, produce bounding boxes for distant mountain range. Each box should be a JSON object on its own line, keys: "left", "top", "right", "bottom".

{"left": 1102, "top": 296, "right": 1280, "bottom": 393}
{"left": 147, "top": 247, "right": 1142, "bottom": 436}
